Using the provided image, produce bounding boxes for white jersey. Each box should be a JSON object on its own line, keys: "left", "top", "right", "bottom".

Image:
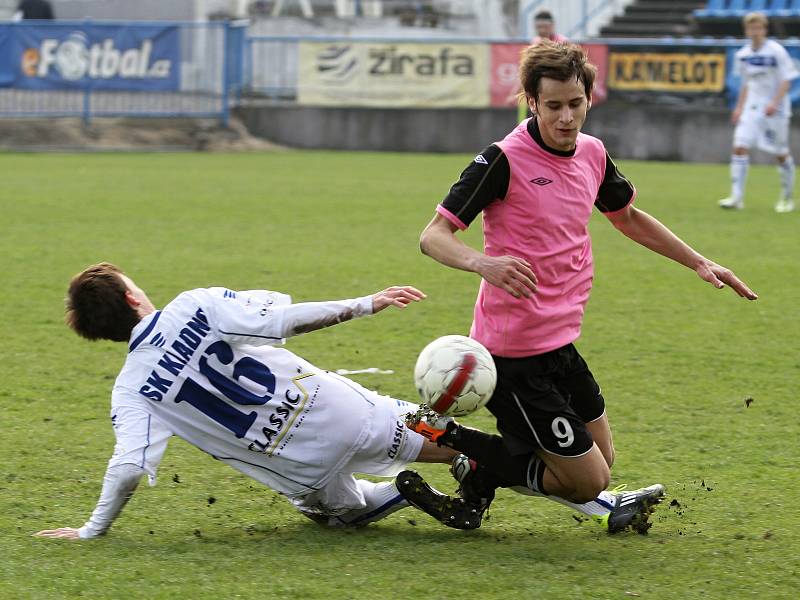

{"left": 111, "top": 287, "right": 378, "bottom": 498}
{"left": 734, "top": 39, "right": 798, "bottom": 116}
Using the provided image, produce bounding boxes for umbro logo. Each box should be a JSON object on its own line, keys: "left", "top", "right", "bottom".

{"left": 530, "top": 177, "right": 553, "bottom": 186}
{"left": 150, "top": 332, "right": 166, "bottom": 348}
{"left": 474, "top": 154, "right": 488, "bottom": 165}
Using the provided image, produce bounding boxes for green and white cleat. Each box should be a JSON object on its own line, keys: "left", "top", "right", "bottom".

{"left": 718, "top": 197, "right": 744, "bottom": 210}
{"left": 594, "top": 484, "right": 666, "bottom": 535}
{"left": 775, "top": 197, "right": 795, "bottom": 213}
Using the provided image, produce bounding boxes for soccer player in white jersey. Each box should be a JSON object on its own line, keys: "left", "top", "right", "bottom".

{"left": 34, "top": 263, "right": 483, "bottom": 540}
{"left": 719, "top": 12, "right": 799, "bottom": 212}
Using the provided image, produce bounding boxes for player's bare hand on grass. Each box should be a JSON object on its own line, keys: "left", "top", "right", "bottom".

{"left": 696, "top": 260, "right": 758, "bottom": 299}
{"left": 477, "top": 255, "right": 537, "bottom": 298}
{"left": 372, "top": 286, "right": 426, "bottom": 312}
{"left": 33, "top": 527, "right": 81, "bottom": 540}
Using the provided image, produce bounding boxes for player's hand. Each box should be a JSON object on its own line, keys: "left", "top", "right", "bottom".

{"left": 372, "top": 286, "right": 426, "bottom": 313}
{"left": 765, "top": 102, "right": 778, "bottom": 116}
{"left": 695, "top": 260, "right": 758, "bottom": 300}
{"left": 477, "top": 255, "right": 538, "bottom": 298}
{"left": 731, "top": 108, "right": 742, "bottom": 124}
{"left": 33, "top": 527, "right": 81, "bottom": 540}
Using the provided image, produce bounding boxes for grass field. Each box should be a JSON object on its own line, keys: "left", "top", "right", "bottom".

{"left": 1, "top": 151, "right": 798, "bottom": 599}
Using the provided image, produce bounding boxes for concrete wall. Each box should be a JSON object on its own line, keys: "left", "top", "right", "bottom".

{"left": 235, "top": 104, "right": 516, "bottom": 154}
{"left": 236, "top": 101, "right": 800, "bottom": 163}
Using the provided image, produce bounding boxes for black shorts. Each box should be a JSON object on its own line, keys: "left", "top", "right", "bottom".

{"left": 487, "top": 344, "right": 605, "bottom": 458}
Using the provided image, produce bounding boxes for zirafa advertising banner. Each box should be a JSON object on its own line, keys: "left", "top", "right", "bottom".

{"left": 298, "top": 41, "right": 489, "bottom": 108}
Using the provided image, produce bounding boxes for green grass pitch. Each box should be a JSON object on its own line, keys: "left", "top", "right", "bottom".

{"left": 1, "top": 151, "right": 798, "bottom": 599}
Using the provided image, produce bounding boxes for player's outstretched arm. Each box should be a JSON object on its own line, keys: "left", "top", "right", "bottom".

{"left": 34, "top": 406, "right": 171, "bottom": 541}
{"left": 420, "top": 214, "right": 537, "bottom": 298}
{"left": 214, "top": 285, "right": 427, "bottom": 345}
{"left": 606, "top": 205, "right": 757, "bottom": 300}
{"left": 33, "top": 463, "right": 144, "bottom": 540}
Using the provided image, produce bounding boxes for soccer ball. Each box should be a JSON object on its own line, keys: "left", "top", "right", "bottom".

{"left": 414, "top": 335, "right": 497, "bottom": 417}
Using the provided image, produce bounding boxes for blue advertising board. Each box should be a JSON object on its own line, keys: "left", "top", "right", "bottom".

{"left": 0, "top": 23, "right": 181, "bottom": 91}
{"left": 726, "top": 43, "right": 800, "bottom": 107}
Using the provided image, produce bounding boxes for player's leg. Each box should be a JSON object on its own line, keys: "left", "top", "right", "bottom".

{"left": 765, "top": 115, "right": 795, "bottom": 212}
{"left": 534, "top": 347, "right": 664, "bottom": 530}
{"left": 325, "top": 393, "right": 477, "bottom": 529}
{"left": 321, "top": 440, "right": 478, "bottom": 530}
{"left": 411, "top": 345, "right": 665, "bottom": 532}
{"left": 720, "top": 112, "right": 757, "bottom": 209}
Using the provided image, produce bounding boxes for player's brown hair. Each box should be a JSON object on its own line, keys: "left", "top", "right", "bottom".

{"left": 519, "top": 41, "right": 596, "bottom": 102}
{"left": 743, "top": 12, "right": 768, "bottom": 27}
{"left": 65, "top": 262, "right": 141, "bottom": 342}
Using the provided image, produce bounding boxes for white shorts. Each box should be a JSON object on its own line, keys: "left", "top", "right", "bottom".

{"left": 290, "top": 394, "right": 423, "bottom": 517}
{"left": 734, "top": 107, "right": 791, "bottom": 155}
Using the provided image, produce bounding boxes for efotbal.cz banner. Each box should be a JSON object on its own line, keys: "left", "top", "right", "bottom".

{"left": 298, "top": 41, "right": 489, "bottom": 108}
{"left": 0, "top": 23, "right": 180, "bottom": 91}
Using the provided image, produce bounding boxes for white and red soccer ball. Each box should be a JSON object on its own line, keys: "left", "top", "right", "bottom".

{"left": 413, "top": 335, "right": 497, "bottom": 417}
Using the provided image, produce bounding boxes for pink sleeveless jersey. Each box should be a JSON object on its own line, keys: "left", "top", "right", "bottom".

{"left": 465, "top": 119, "right": 619, "bottom": 357}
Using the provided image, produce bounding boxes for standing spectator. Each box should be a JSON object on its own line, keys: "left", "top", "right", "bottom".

{"left": 719, "top": 12, "right": 798, "bottom": 212}
{"left": 15, "top": 0, "right": 54, "bottom": 20}
{"left": 515, "top": 11, "right": 570, "bottom": 123}
{"left": 532, "top": 10, "right": 568, "bottom": 44}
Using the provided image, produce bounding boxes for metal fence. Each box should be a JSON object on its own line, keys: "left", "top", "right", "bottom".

{"left": 0, "top": 20, "right": 246, "bottom": 123}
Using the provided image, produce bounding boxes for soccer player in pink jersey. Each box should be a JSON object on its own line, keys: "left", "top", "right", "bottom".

{"left": 408, "top": 42, "right": 758, "bottom": 534}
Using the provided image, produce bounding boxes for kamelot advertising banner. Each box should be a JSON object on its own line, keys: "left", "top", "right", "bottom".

{"left": 0, "top": 23, "right": 180, "bottom": 91}
{"left": 607, "top": 46, "right": 726, "bottom": 101}
{"left": 298, "top": 41, "right": 489, "bottom": 108}
{"left": 489, "top": 43, "right": 608, "bottom": 108}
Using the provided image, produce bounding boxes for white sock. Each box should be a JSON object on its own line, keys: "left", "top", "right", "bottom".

{"left": 731, "top": 154, "right": 750, "bottom": 202}
{"left": 510, "top": 485, "right": 616, "bottom": 517}
{"left": 547, "top": 490, "right": 616, "bottom": 517}
{"left": 330, "top": 480, "right": 408, "bottom": 527}
{"left": 779, "top": 155, "right": 795, "bottom": 201}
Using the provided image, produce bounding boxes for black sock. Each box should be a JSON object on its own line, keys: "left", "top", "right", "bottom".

{"left": 443, "top": 426, "right": 540, "bottom": 490}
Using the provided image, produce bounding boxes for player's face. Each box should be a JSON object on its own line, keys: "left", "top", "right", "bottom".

{"left": 745, "top": 21, "right": 767, "bottom": 46}
{"left": 534, "top": 19, "right": 554, "bottom": 39}
{"left": 120, "top": 274, "right": 156, "bottom": 315}
{"left": 530, "top": 76, "right": 591, "bottom": 152}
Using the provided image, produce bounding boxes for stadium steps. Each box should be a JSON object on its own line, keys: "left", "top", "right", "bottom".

{"left": 600, "top": 0, "right": 707, "bottom": 37}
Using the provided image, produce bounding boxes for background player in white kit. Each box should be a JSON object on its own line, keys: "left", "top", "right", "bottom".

{"left": 35, "top": 263, "right": 471, "bottom": 540}
{"left": 719, "top": 11, "right": 799, "bottom": 212}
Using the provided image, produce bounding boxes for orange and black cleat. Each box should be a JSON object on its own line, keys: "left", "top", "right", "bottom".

{"left": 405, "top": 406, "right": 457, "bottom": 445}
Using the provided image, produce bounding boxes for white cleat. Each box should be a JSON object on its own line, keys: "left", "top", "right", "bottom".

{"left": 718, "top": 197, "right": 744, "bottom": 210}
{"left": 775, "top": 198, "right": 795, "bottom": 213}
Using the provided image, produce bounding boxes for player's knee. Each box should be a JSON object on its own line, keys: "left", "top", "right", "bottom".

{"left": 733, "top": 146, "right": 749, "bottom": 156}
{"left": 569, "top": 470, "right": 610, "bottom": 503}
